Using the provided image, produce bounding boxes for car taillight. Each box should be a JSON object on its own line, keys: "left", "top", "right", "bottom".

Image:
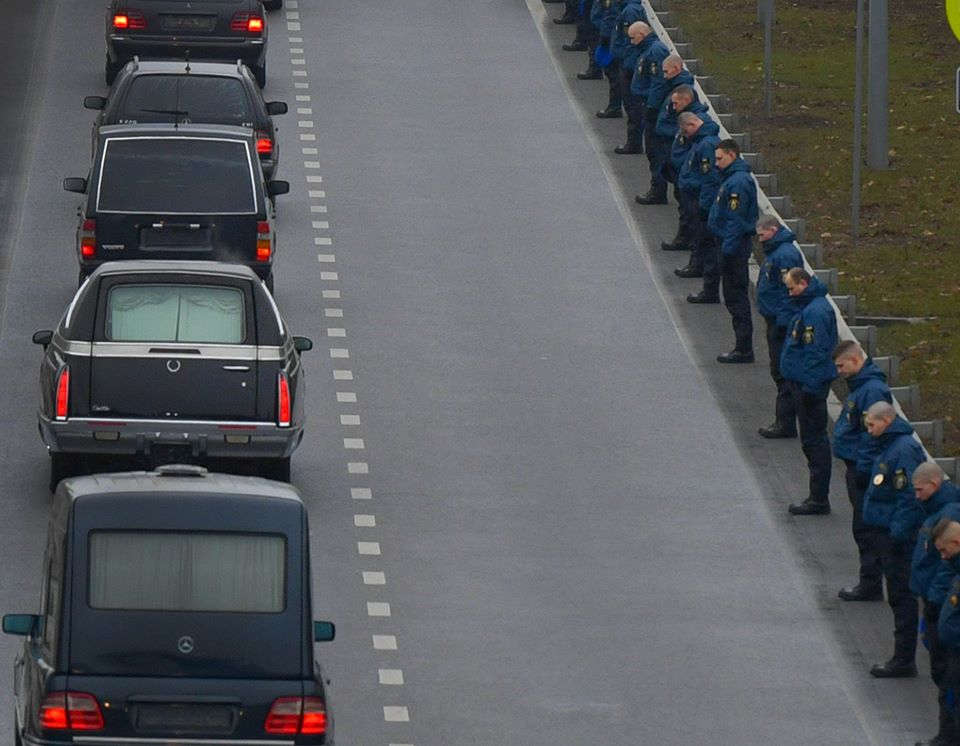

{"left": 231, "top": 12, "right": 263, "bottom": 33}
{"left": 256, "top": 220, "right": 271, "bottom": 262}
{"left": 80, "top": 218, "right": 96, "bottom": 259}
{"left": 55, "top": 366, "right": 70, "bottom": 422}
{"left": 39, "top": 692, "right": 104, "bottom": 731}
{"left": 277, "top": 371, "right": 291, "bottom": 428}
{"left": 113, "top": 10, "right": 146, "bottom": 29}
{"left": 264, "top": 696, "right": 326, "bottom": 735}
{"left": 256, "top": 133, "right": 273, "bottom": 155}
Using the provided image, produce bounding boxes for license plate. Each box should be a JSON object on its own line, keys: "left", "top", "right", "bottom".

{"left": 140, "top": 226, "right": 212, "bottom": 249}
{"left": 160, "top": 14, "right": 216, "bottom": 32}
{"left": 135, "top": 703, "right": 235, "bottom": 734}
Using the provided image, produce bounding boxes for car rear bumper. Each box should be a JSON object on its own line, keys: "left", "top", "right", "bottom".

{"left": 25, "top": 737, "right": 326, "bottom": 745}
{"left": 39, "top": 414, "right": 302, "bottom": 460}
{"left": 80, "top": 258, "right": 272, "bottom": 281}
{"left": 108, "top": 35, "right": 266, "bottom": 65}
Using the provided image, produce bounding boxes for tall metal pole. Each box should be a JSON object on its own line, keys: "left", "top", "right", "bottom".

{"left": 763, "top": 0, "right": 774, "bottom": 116}
{"left": 867, "top": 0, "right": 889, "bottom": 168}
{"left": 851, "top": 0, "right": 865, "bottom": 245}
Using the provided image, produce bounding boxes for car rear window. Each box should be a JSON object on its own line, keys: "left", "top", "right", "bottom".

{"left": 120, "top": 75, "right": 253, "bottom": 127}
{"left": 88, "top": 531, "right": 285, "bottom": 612}
{"left": 106, "top": 284, "right": 245, "bottom": 343}
{"left": 97, "top": 137, "right": 257, "bottom": 214}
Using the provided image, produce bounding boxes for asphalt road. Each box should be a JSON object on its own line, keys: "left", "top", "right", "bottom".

{"left": 0, "top": 1, "right": 942, "bottom": 744}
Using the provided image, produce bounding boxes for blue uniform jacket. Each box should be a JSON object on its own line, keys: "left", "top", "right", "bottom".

{"left": 646, "top": 65, "right": 688, "bottom": 114}
{"left": 590, "top": 0, "right": 615, "bottom": 33}
{"left": 911, "top": 494, "right": 960, "bottom": 603}
{"left": 677, "top": 118, "right": 720, "bottom": 196}
{"left": 707, "top": 158, "right": 758, "bottom": 256}
{"left": 630, "top": 38, "right": 670, "bottom": 98}
{"left": 778, "top": 277, "right": 837, "bottom": 395}
{"left": 937, "top": 555, "right": 960, "bottom": 649}
{"left": 833, "top": 360, "right": 892, "bottom": 465}
{"left": 611, "top": 2, "right": 647, "bottom": 61}
{"left": 654, "top": 70, "right": 698, "bottom": 139}
{"left": 667, "top": 102, "right": 710, "bottom": 177}
{"left": 756, "top": 227, "right": 802, "bottom": 324}
{"left": 862, "top": 417, "right": 926, "bottom": 534}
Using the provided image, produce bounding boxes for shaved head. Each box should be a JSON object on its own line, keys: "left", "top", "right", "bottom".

{"left": 934, "top": 519, "right": 960, "bottom": 559}
{"left": 628, "top": 21, "right": 651, "bottom": 43}
{"left": 663, "top": 54, "right": 684, "bottom": 77}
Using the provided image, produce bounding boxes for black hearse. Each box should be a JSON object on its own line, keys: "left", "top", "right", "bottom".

{"left": 3, "top": 466, "right": 335, "bottom": 745}
{"left": 33, "top": 261, "right": 312, "bottom": 489}
{"left": 63, "top": 123, "right": 289, "bottom": 289}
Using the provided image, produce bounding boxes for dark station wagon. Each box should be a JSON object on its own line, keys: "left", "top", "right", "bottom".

{"left": 85, "top": 59, "right": 288, "bottom": 178}
{"left": 105, "top": 0, "right": 273, "bottom": 87}
{"left": 63, "top": 123, "right": 289, "bottom": 288}
{"left": 33, "top": 261, "right": 312, "bottom": 489}
{"left": 3, "top": 467, "right": 334, "bottom": 745}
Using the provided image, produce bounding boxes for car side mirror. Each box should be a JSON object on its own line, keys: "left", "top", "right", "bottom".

{"left": 265, "top": 101, "right": 288, "bottom": 115}
{"left": 63, "top": 177, "right": 87, "bottom": 194}
{"left": 83, "top": 96, "right": 107, "bottom": 110}
{"left": 2, "top": 614, "right": 40, "bottom": 637}
{"left": 266, "top": 180, "right": 289, "bottom": 197}
{"left": 313, "top": 620, "right": 335, "bottom": 642}
{"left": 32, "top": 330, "right": 53, "bottom": 348}
{"left": 293, "top": 336, "right": 313, "bottom": 353}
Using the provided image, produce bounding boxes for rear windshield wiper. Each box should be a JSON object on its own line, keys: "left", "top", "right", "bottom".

{"left": 138, "top": 108, "right": 190, "bottom": 125}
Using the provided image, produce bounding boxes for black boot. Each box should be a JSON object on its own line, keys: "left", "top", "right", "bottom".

{"left": 870, "top": 656, "right": 917, "bottom": 678}
{"left": 596, "top": 104, "right": 623, "bottom": 118}
{"left": 758, "top": 422, "right": 798, "bottom": 439}
{"left": 553, "top": 11, "right": 576, "bottom": 23}
{"left": 635, "top": 189, "right": 668, "bottom": 205}
{"left": 674, "top": 264, "right": 703, "bottom": 278}
{"left": 563, "top": 40, "right": 588, "bottom": 51}
{"left": 614, "top": 140, "right": 643, "bottom": 154}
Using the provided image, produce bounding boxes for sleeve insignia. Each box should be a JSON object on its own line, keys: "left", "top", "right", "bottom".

{"left": 677, "top": 134, "right": 686, "bottom": 145}
{"left": 700, "top": 158, "right": 710, "bottom": 173}
{"left": 622, "top": 22, "right": 630, "bottom": 32}
{"left": 861, "top": 412, "right": 869, "bottom": 429}
{"left": 952, "top": 594, "right": 959, "bottom": 607}
{"left": 873, "top": 473, "right": 885, "bottom": 486}
{"left": 802, "top": 325, "right": 814, "bottom": 344}
{"left": 728, "top": 193, "right": 740, "bottom": 211}
{"left": 894, "top": 469, "right": 907, "bottom": 490}
{"left": 780, "top": 267, "right": 789, "bottom": 279}
{"left": 649, "top": 61, "right": 659, "bottom": 76}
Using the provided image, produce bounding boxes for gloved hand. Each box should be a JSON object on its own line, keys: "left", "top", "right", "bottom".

{"left": 594, "top": 45, "right": 614, "bottom": 67}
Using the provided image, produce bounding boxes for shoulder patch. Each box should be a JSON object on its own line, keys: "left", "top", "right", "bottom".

{"left": 700, "top": 158, "right": 711, "bottom": 174}
{"left": 728, "top": 193, "right": 740, "bottom": 211}
{"left": 894, "top": 469, "right": 907, "bottom": 490}
{"left": 802, "top": 325, "right": 814, "bottom": 345}
{"left": 649, "top": 60, "right": 659, "bottom": 76}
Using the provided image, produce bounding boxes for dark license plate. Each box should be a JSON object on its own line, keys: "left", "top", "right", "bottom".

{"left": 160, "top": 14, "right": 217, "bottom": 32}
{"left": 135, "top": 703, "right": 235, "bottom": 734}
{"left": 139, "top": 226, "right": 212, "bottom": 249}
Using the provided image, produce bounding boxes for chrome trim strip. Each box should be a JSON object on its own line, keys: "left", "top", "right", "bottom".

{"left": 56, "top": 341, "right": 284, "bottom": 361}
{"left": 66, "top": 417, "right": 283, "bottom": 428}
{"left": 75, "top": 738, "right": 294, "bottom": 745}
{"left": 65, "top": 277, "right": 90, "bottom": 329}
{"left": 261, "top": 280, "right": 285, "bottom": 335}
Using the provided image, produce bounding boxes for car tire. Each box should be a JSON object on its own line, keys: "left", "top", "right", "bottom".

{"left": 253, "top": 61, "right": 267, "bottom": 88}
{"left": 49, "top": 452, "right": 79, "bottom": 493}
{"left": 264, "top": 0, "right": 283, "bottom": 9}
{"left": 105, "top": 54, "right": 121, "bottom": 86}
{"left": 266, "top": 457, "right": 291, "bottom": 482}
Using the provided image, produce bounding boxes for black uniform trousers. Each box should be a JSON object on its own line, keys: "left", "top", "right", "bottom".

{"left": 875, "top": 533, "right": 918, "bottom": 662}
{"left": 720, "top": 236, "right": 753, "bottom": 353}
{"left": 676, "top": 189, "right": 700, "bottom": 256}
{"left": 784, "top": 380, "right": 831, "bottom": 504}
{"left": 618, "top": 66, "right": 644, "bottom": 150}
{"left": 945, "top": 649, "right": 960, "bottom": 738}
{"left": 842, "top": 460, "right": 884, "bottom": 591}
{"left": 697, "top": 208, "right": 720, "bottom": 296}
{"left": 763, "top": 316, "right": 796, "bottom": 431}
{"left": 603, "top": 58, "right": 622, "bottom": 110}
{"left": 577, "top": 0, "right": 597, "bottom": 45}
{"left": 922, "top": 602, "right": 959, "bottom": 742}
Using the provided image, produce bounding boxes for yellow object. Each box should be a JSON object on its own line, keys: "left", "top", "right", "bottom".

{"left": 948, "top": 0, "right": 960, "bottom": 43}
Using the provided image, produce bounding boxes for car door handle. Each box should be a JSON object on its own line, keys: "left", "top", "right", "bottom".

{"left": 222, "top": 365, "right": 251, "bottom": 371}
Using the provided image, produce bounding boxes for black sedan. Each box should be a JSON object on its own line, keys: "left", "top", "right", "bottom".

{"left": 84, "top": 59, "right": 287, "bottom": 177}
{"left": 33, "top": 261, "right": 313, "bottom": 489}
{"left": 105, "top": 0, "right": 269, "bottom": 86}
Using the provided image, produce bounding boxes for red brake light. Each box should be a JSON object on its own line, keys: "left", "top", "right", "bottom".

{"left": 256, "top": 220, "right": 271, "bottom": 262}
{"left": 256, "top": 136, "right": 273, "bottom": 155}
{"left": 80, "top": 218, "right": 96, "bottom": 259}
{"left": 231, "top": 12, "right": 263, "bottom": 33}
{"left": 113, "top": 13, "right": 129, "bottom": 28}
{"left": 277, "top": 372, "right": 291, "bottom": 427}
{"left": 248, "top": 16, "right": 264, "bottom": 32}
{"left": 264, "top": 696, "right": 326, "bottom": 735}
{"left": 40, "top": 692, "right": 104, "bottom": 732}
{"left": 113, "top": 10, "right": 145, "bottom": 29}
{"left": 55, "top": 366, "right": 70, "bottom": 421}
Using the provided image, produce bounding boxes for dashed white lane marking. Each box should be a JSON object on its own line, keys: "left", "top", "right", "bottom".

{"left": 354, "top": 514, "right": 376, "bottom": 527}
{"left": 317, "top": 253, "right": 335, "bottom": 263}
{"left": 309, "top": 190, "right": 327, "bottom": 199}
{"left": 351, "top": 487, "right": 373, "bottom": 499}
{"left": 305, "top": 161, "right": 321, "bottom": 169}
{"left": 300, "top": 132, "right": 316, "bottom": 140}
{"left": 297, "top": 94, "right": 311, "bottom": 102}
{"left": 340, "top": 414, "right": 361, "bottom": 425}
{"left": 348, "top": 462, "right": 368, "bottom": 474}
{"left": 363, "top": 571, "right": 386, "bottom": 585}
{"left": 286, "top": 10, "right": 300, "bottom": 18}
{"left": 290, "top": 47, "right": 304, "bottom": 54}
{"left": 311, "top": 205, "right": 328, "bottom": 213}
{"left": 373, "top": 635, "right": 397, "bottom": 650}
{"left": 298, "top": 120, "right": 314, "bottom": 128}
{"left": 368, "top": 602, "right": 391, "bottom": 616}
{"left": 320, "top": 271, "right": 338, "bottom": 280}
{"left": 383, "top": 707, "right": 410, "bottom": 723}
{"left": 315, "top": 237, "right": 333, "bottom": 246}
{"left": 323, "top": 289, "right": 341, "bottom": 299}
{"left": 327, "top": 327, "right": 346, "bottom": 337}
{"left": 302, "top": 147, "right": 318, "bottom": 155}
{"left": 343, "top": 437, "right": 365, "bottom": 449}
{"left": 298, "top": 107, "right": 313, "bottom": 115}
{"left": 333, "top": 369, "right": 353, "bottom": 380}
{"left": 292, "top": 68, "right": 307, "bottom": 76}
{"left": 307, "top": 175, "right": 323, "bottom": 183}
{"left": 291, "top": 59, "right": 306, "bottom": 66}
{"left": 289, "top": 36, "right": 302, "bottom": 42}
{"left": 325, "top": 308, "right": 344, "bottom": 317}
{"left": 379, "top": 669, "right": 404, "bottom": 685}
{"left": 329, "top": 348, "right": 349, "bottom": 359}
{"left": 313, "top": 220, "right": 330, "bottom": 229}
{"left": 337, "top": 391, "right": 356, "bottom": 402}
{"left": 295, "top": 82, "right": 309, "bottom": 89}
{"left": 358, "top": 541, "right": 381, "bottom": 556}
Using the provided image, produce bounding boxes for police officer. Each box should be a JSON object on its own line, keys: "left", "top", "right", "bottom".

{"left": 575, "top": 0, "right": 603, "bottom": 79}
{"left": 635, "top": 53, "right": 685, "bottom": 205}
{"left": 779, "top": 268, "right": 837, "bottom": 514}
{"left": 562, "top": 0, "right": 593, "bottom": 52}
{"left": 658, "top": 86, "right": 707, "bottom": 252}
{"left": 591, "top": 0, "right": 624, "bottom": 118}
{"left": 611, "top": 4, "right": 649, "bottom": 154}
{"left": 910, "top": 464, "right": 960, "bottom": 746}
{"left": 832, "top": 340, "right": 893, "bottom": 601}
{"left": 753, "top": 215, "right": 802, "bottom": 434}
{"left": 628, "top": 25, "right": 669, "bottom": 182}
{"left": 934, "top": 519, "right": 960, "bottom": 742}
{"left": 862, "top": 400, "right": 926, "bottom": 677}
{"left": 673, "top": 110, "right": 720, "bottom": 279}
{"left": 699, "top": 139, "right": 758, "bottom": 361}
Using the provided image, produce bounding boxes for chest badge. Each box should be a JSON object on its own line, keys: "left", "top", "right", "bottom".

{"left": 873, "top": 473, "right": 885, "bottom": 486}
